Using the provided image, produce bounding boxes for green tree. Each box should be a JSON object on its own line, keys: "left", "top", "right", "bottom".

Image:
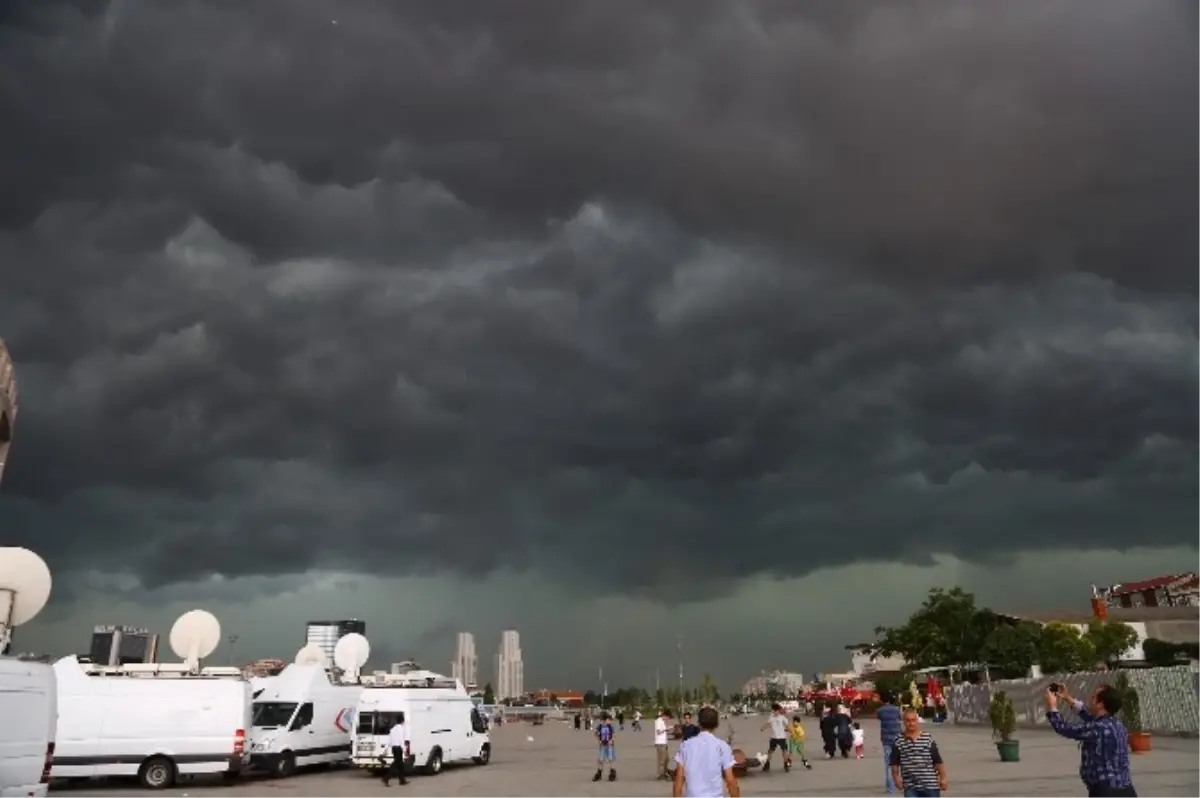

{"left": 981, "top": 621, "right": 1043, "bottom": 678}
{"left": 873, "top": 587, "right": 999, "bottom": 668}
{"left": 482, "top": 682, "right": 495, "bottom": 705}
{"left": 1037, "top": 623, "right": 1096, "bottom": 674}
{"left": 873, "top": 671, "right": 914, "bottom": 701}
{"left": 1085, "top": 621, "right": 1140, "bottom": 665}
{"left": 698, "top": 673, "right": 714, "bottom": 704}
{"left": 655, "top": 688, "right": 666, "bottom": 709}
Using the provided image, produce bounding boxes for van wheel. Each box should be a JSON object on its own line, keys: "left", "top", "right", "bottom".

{"left": 139, "top": 756, "right": 177, "bottom": 790}
{"left": 425, "top": 749, "right": 443, "bottom": 775}
{"left": 473, "top": 743, "right": 491, "bottom": 765}
{"left": 274, "top": 753, "right": 297, "bottom": 778}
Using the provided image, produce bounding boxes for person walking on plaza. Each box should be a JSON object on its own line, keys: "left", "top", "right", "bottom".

{"left": 681, "top": 711, "right": 701, "bottom": 741}
{"left": 889, "top": 709, "right": 948, "bottom": 798}
{"left": 592, "top": 713, "right": 618, "bottom": 782}
{"left": 833, "top": 704, "right": 854, "bottom": 758}
{"left": 819, "top": 706, "right": 838, "bottom": 758}
{"left": 654, "top": 709, "right": 673, "bottom": 780}
{"left": 672, "top": 706, "right": 740, "bottom": 798}
{"left": 381, "top": 715, "right": 410, "bottom": 786}
{"left": 1047, "top": 685, "right": 1137, "bottom": 797}
{"left": 877, "top": 692, "right": 903, "bottom": 793}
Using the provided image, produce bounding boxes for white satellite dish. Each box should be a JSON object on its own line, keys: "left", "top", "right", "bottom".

{"left": 0, "top": 547, "right": 52, "bottom": 653}
{"left": 294, "top": 644, "right": 328, "bottom": 668}
{"left": 169, "top": 609, "right": 222, "bottom": 670}
{"left": 333, "top": 633, "right": 370, "bottom": 678}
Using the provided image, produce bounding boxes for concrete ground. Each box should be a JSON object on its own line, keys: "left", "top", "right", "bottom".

{"left": 54, "top": 717, "right": 1199, "bottom": 797}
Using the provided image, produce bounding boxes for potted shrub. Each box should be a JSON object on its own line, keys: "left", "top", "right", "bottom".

{"left": 1114, "top": 671, "right": 1151, "bottom": 753}
{"left": 989, "top": 690, "right": 1019, "bottom": 762}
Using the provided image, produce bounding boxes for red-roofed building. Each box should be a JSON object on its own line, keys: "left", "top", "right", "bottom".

{"left": 531, "top": 689, "right": 585, "bottom": 706}
{"left": 1106, "top": 573, "right": 1198, "bottom": 609}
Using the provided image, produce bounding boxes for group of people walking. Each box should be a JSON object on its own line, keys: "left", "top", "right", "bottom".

{"left": 574, "top": 679, "right": 1137, "bottom": 798}
{"left": 817, "top": 703, "right": 866, "bottom": 759}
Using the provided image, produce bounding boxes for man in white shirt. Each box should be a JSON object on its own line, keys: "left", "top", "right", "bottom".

{"left": 673, "top": 707, "right": 740, "bottom": 798}
{"left": 382, "top": 715, "right": 411, "bottom": 786}
{"left": 654, "top": 709, "right": 673, "bottom": 780}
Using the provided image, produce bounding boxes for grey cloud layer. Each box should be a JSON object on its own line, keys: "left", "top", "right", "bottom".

{"left": 0, "top": 1, "right": 1195, "bottom": 601}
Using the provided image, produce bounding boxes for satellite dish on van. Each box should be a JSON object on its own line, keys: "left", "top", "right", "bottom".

{"left": 333, "top": 633, "right": 370, "bottom": 678}
{"left": 0, "top": 547, "right": 52, "bottom": 652}
{"left": 169, "top": 609, "right": 221, "bottom": 669}
{"left": 294, "top": 644, "right": 328, "bottom": 668}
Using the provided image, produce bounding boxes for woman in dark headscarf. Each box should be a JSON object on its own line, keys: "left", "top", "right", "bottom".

{"left": 833, "top": 705, "right": 854, "bottom": 758}
{"left": 818, "top": 707, "right": 838, "bottom": 759}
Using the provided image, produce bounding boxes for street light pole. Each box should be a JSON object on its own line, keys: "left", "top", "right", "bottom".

{"left": 676, "top": 634, "right": 684, "bottom": 718}
{"left": 227, "top": 634, "right": 239, "bottom": 667}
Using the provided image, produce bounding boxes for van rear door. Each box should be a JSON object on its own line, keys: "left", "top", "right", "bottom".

{"left": 0, "top": 662, "right": 55, "bottom": 792}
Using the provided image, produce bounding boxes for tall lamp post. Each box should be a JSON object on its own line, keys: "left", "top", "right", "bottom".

{"left": 676, "top": 634, "right": 685, "bottom": 719}
{"left": 227, "top": 634, "right": 240, "bottom": 667}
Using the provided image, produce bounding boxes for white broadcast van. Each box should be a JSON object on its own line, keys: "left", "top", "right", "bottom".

{"left": 0, "top": 547, "right": 57, "bottom": 798}
{"left": 50, "top": 609, "right": 252, "bottom": 790}
{"left": 0, "top": 657, "right": 56, "bottom": 797}
{"left": 351, "top": 669, "right": 490, "bottom": 777}
{"left": 248, "top": 662, "right": 363, "bottom": 776}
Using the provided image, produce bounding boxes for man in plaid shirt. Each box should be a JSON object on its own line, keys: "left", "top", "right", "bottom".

{"left": 1046, "top": 685, "right": 1137, "bottom": 797}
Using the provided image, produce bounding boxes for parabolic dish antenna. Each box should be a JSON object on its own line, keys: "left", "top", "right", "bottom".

{"left": 295, "top": 644, "right": 329, "bottom": 668}
{"left": 0, "top": 546, "right": 52, "bottom": 628}
{"left": 333, "top": 632, "right": 370, "bottom": 673}
{"left": 169, "top": 609, "right": 222, "bottom": 665}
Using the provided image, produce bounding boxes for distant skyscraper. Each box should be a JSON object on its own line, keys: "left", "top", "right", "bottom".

{"left": 0, "top": 338, "right": 17, "bottom": 485}
{"left": 493, "top": 630, "right": 524, "bottom": 700}
{"left": 305, "top": 619, "right": 366, "bottom": 665}
{"left": 451, "top": 632, "right": 478, "bottom": 688}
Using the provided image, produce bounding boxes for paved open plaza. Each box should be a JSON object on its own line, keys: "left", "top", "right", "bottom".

{"left": 55, "top": 717, "right": 1199, "bottom": 797}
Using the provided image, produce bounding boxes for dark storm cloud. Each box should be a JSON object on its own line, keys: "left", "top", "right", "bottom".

{"left": 0, "top": 0, "right": 1195, "bottom": 600}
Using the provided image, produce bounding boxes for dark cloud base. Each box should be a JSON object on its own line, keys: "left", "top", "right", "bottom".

{"left": 0, "top": 0, "right": 1195, "bottom": 604}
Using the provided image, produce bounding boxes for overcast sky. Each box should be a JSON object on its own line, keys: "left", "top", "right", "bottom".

{"left": 1, "top": 0, "right": 1195, "bottom": 691}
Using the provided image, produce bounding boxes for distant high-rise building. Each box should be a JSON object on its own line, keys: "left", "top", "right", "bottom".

{"left": 451, "top": 632, "right": 478, "bottom": 688}
{"left": 0, "top": 338, "right": 18, "bottom": 485}
{"left": 305, "top": 619, "right": 366, "bottom": 665}
{"left": 88, "top": 625, "right": 159, "bottom": 666}
{"left": 493, "top": 630, "right": 524, "bottom": 700}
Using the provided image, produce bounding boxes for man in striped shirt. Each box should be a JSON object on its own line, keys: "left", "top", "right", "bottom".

{"left": 889, "top": 709, "right": 948, "bottom": 798}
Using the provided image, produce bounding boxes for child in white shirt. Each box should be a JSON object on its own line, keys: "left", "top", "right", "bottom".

{"left": 851, "top": 721, "right": 865, "bottom": 759}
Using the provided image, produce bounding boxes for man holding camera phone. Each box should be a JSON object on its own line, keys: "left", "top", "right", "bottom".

{"left": 1045, "top": 683, "right": 1137, "bottom": 797}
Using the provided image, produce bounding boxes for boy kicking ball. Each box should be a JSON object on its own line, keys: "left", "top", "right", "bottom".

{"left": 761, "top": 703, "right": 793, "bottom": 773}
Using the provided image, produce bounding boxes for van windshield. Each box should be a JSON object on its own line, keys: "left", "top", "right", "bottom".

{"left": 253, "top": 701, "right": 298, "bottom": 729}
{"left": 357, "top": 711, "right": 405, "bottom": 735}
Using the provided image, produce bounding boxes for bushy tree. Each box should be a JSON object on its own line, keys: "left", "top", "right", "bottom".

{"left": 873, "top": 671, "right": 915, "bottom": 701}
{"left": 1037, "top": 623, "right": 1095, "bottom": 674}
{"left": 1143, "top": 638, "right": 1199, "bottom": 667}
{"left": 482, "top": 682, "right": 495, "bottom": 705}
{"left": 873, "top": 587, "right": 999, "bottom": 668}
{"left": 1085, "top": 621, "right": 1140, "bottom": 665}
{"left": 981, "top": 622, "right": 1043, "bottom": 678}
